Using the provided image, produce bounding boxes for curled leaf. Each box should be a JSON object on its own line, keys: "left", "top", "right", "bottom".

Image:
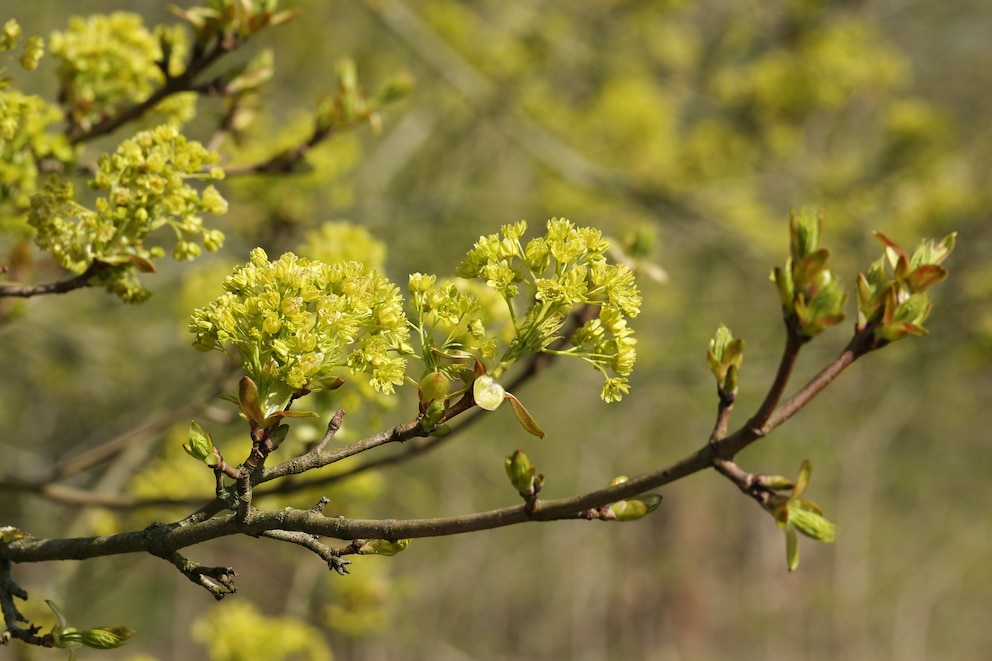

{"left": 505, "top": 392, "right": 545, "bottom": 438}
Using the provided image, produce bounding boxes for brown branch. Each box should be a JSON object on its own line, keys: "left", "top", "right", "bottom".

{"left": 741, "top": 321, "right": 805, "bottom": 441}
{"left": 715, "top": 328, "right": 873, "bottom": 459}
{"left": 153, "top": 550, "right": 237, "bottom": 600}
{"left": 0, "top": 442, "right": 714, "bottom": 566}
{"left": 0, "top": 262, "right": 106, "bottom": 299}
{"left": 0, "top": 323, "right": 871, "bottom": 565}
{"left": 257, "top": 530, "right": 354, "bottom": 576}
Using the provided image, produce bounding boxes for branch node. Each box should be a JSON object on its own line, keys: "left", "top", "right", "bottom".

{"left": 309, "top": 497, "right": 330, "bottom": 514}
{"left": 156, "top": 550, "right": 238, "bottom": 600}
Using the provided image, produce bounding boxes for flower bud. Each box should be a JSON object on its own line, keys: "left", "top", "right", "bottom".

{"left": 764, "top": 474, "right": 795, "bottom": 491}
{"left": 419, "top": 371, "right": 450, "bottom": 405}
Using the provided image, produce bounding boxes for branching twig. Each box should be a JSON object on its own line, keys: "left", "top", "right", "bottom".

{"left": 257, "top": 530, "right": 354, "bottom": 576}
{"left": 154, "top": 550, "right": 238, "bottom": 600}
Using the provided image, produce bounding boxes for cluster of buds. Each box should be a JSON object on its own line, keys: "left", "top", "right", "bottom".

{"left": 856, "top": 231, "right": 955, "bottom": 346}
{"left": 28, "top": 125, "right": 226, "bottom": 301}
{"left": 772, "top": 208, "right": 848, "bottom": 339}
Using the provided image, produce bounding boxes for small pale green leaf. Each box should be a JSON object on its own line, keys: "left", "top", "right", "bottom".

{"left": 794, "top": 459, "right": 813, "bottom": 499}
{"left": 788, "top": 501, "right": 838, "bottom": 543}
{"left": 765, "top": 475, "right": 795, "bottom": 491}
{"left": 786, "top": 525, "right": 800, "bottom": 572}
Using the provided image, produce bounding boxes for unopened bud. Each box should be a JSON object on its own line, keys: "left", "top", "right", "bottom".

{"left": 359, "top": 539, "right": 410, "bottom": 556}
{"left": 505, "top": 449, "right": 536, "bottom": 496}
{"left": 419, "top": 371, "right": 450, "bottom": 405}
{"left": 183, "top": 420, "right": 217, "bottom": 466}
{"left": 605, "top": 494, "right": 662, "bottom": 522}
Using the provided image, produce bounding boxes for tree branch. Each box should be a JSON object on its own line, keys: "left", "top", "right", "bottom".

{"left": 0, "top": 262, "right": 107, "bottom": 299}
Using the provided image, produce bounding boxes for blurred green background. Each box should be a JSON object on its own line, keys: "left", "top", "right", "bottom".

{"left": 2, "top": 1, "right": 991, "bottom": 659}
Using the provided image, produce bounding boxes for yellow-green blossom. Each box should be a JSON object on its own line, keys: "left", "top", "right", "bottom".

{"left": 0, "top": 90, "right": 74, "bottom": 218}
{"left": 189, "top": 248, "right": 409, "bottom": 418}
{"left": 28, "top": 124, "right": 226, "bottom": 301}
{"left": 454, "top": 218, "right": 641, "bottom": 401}
{"left": 50, "top": 12, "right": 194, "bottom": 130}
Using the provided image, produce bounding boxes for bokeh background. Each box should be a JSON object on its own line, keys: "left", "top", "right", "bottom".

{"left": 2, "top": 1, "right": 991, "bottom": 659}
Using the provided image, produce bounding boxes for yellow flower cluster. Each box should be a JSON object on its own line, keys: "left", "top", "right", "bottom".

{"left": 455, "top": 218, "right": 641, "bottom": 402}
{"left": 189, "top": 248, "right": 410, "bottom": 418}
{"left": 28, "top": 124, "right": 226, "bottom": 301}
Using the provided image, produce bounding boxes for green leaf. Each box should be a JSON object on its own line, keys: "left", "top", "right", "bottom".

{"left": 789, "top": 501, "right": 838, "bottom": 543}
{"left": 793, "top": 459, "right": 813, "bottom": 499}
{"left": 790, "top": 208, "right": 823, "bottom": 261}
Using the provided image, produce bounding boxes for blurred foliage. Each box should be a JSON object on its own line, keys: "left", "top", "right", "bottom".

{"left": 1, "top": 1, "right": 990, "bottom": 660}
{"left": 192, "top": 600, "right": 333, "bottom": 661}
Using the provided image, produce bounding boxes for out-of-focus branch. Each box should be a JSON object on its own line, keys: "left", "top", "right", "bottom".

{"left": 0, "top": 262, "right": 107, "bottom": 299}
{"left": 357, "top": 0, "right": 696, "bottom": 219}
